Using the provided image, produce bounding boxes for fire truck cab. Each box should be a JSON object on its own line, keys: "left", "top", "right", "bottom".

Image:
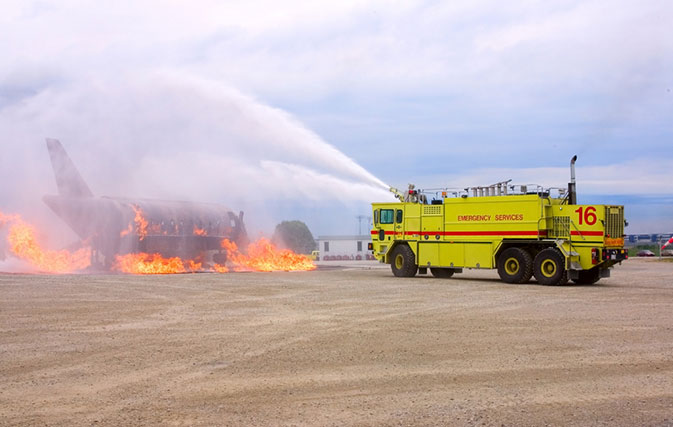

{"left": 370, "top": 157, "right": 627, "bottom": 285}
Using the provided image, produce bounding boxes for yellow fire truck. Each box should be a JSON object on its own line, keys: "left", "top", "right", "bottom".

{"left": 370, "top": 156, "right": 627, "bottom": 285}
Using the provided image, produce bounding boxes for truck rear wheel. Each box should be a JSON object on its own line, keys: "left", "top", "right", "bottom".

{"left": 430, "top": 268, "right": 454, "bottom": 278}
{"left": 533, "top": 248, "right": 568, "bottom": 285}
{"left": 572, "top": 267, "right": 601, "bottom": 285}
{"left": 497, "top": 247, "right": 533, "bottom": 284}
{"left": 390, "top": 245, "right": 418, "bottom": 277}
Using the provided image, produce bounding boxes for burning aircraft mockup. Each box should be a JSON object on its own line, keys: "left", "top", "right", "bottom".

{"left": 42, "top": 139, "right": 249, "bottom": 269}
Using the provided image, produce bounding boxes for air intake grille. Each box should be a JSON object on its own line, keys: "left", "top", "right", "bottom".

{"left": 423, "top": 205, "right": 443, "bottom": 215}
{"left": 605, "top": 206, "right": 624, "bottom": 238}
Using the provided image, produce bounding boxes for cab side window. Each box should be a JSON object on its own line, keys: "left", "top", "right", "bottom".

{"left": 396, "top": 209, "right": 403, "bottom": 223}
{"left": 374, "top": 209, "right": 379, "bottom": 225}
{"left": 380, "top": 209, "right": 394, "bottom": 224}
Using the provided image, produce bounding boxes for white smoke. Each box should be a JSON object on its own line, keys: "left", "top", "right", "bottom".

{"left": 0, "top": 71, "right": 393, "bottom": 240}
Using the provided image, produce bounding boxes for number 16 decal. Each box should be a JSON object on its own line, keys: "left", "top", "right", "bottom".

{"left": 575, "top": 206, "right": 597, "bottom": 225}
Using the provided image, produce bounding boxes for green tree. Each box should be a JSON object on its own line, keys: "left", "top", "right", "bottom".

{"left": 272, "top": 220, "right": 317, "bottom": 254}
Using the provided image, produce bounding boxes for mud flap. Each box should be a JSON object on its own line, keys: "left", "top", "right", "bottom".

{"left": 570, "top": 267, "right": 610, "bottom": 281}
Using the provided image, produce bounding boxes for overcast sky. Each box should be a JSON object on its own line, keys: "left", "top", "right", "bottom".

{"left": 1, "top": 0, "right": 672, "bottom": 237}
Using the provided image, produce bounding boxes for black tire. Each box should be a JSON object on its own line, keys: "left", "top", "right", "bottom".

{"left": 390, "top": 245, "right": 418, "bottom": 277}
{"left": 572, "top": 267, "right": 601, "bottom": 285}
{"left": 533, "top": 248, "right": 568, "bottom": 285}
{"left": 430, "top": 268, "right": 454, "bottom": 278}
{"left": 497, "top": 247, "right": 533, "bottom": 284}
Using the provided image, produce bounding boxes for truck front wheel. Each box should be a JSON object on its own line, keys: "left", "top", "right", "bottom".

{"left": 533, "top": 248, "right": 568, "bottom": 285}
{"left": 497, "top": 247, "right": 533, "bottom": 284}
{"left": 390, "top": 245, "right": 418, "bottom": 277}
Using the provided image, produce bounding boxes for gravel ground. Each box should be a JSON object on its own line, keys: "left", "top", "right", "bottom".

{"left": 1, "top": 258, "right": 672, "bottom": 426}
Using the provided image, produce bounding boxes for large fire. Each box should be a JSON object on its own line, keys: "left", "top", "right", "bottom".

{"left": 0, "top": 211, "right": 91, "bottom": 273}
{"left": 221, "top": 238, "right": 316, "bottom": 272}
{"left": 112, "top": 238, "right": 315, "bottom": 274}
{"left": 1, "top": 210, "right": 316, "bottom": 275}
{"left": 113, "top": 252, "right": 190, "bottom": 274}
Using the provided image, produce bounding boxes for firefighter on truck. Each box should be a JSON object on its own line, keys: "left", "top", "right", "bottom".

{"left": 368, "top": 156, "right": 627, "bottom": 285}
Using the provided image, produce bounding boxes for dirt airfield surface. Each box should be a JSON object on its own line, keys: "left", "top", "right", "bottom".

{"left": 1, "top": 258, "right": 673, "bottom": 426}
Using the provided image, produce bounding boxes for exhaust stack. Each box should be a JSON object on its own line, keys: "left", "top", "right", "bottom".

{"left": 568, "top": 155, "right": 578, "bottom": 205}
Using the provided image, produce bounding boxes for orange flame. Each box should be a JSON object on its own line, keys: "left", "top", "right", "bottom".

{"left": 221, "top": 237, "right": 316, "bottom": 272}
{"left": 1, "top": 210, "right": 314, "bottom": 275}
{"left": 112, "top": 238, "right": 315, "bottom": 274}
{"left": 0, "top": 211, "right": 91, "bottom": 273}
{"left": 113, "top": 253, "right": 190, "bottom": 274}
{"left": 131, "top": 205, "right": 148, "bottom": 240}
{"left": 120, "top": 223, "right": 133, "bottom": 237}
{"left": 188, "top": 259, "right": 202, "bottom": 271}
{"left": 193, "top": 226, "right": 207, "bottom": 236}
{"left": 112, "top": 253, "right": 208, "bottom": 275}
{"left": 213, "top": 263, "right": 229, "bottom": 273}
{"left": 0, "top": 211, "right": 19, "bottom": 227}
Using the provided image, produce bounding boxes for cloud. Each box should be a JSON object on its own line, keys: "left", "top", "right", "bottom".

{"left": 4, "top": 1, "right": 669, "bottom": 94}
{"left": 411, "top": 158, "right": 673, "bottom": 195}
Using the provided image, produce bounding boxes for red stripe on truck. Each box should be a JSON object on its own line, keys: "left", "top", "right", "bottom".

{"left": 371, "top": 230, "right": 548, "bottom": 237}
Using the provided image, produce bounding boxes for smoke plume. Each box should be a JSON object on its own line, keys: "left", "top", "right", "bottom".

{"left": 0, "top": 71, "right": 393, "bottom": 247}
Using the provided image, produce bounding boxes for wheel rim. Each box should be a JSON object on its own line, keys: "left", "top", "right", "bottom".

{"left": 395, "top": 254, "right": 404, "bottom": 269}
{"left": 504, "top": 257, "right": 519, "bottom": 275}
{"left": 540, "top": 259, "right": 557, "bottom": 277}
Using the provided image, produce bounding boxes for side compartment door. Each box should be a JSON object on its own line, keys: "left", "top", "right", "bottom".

{"left": 421, "top": 204, "right": 444, "bottom": 240}
{"left": 463, "top": 243, "right": 494, "bottom": 268}
{"left": 439, "top": 243, "right": 464, "bottom": 268}
{"left": 418, "top": 243, "right": 439, "bottom": 267}
{"left": 418, "top": 205, "right": 444, "bottom": 267}
{"left": 404, "top": 204, "right": 421, "bottom": 240}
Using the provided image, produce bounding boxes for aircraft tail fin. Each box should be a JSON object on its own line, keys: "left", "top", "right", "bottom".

{"left": 46, "top": 138, "right": 94, "bottom": 197}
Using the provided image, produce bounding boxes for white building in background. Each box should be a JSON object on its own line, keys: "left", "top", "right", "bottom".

{"left": 316, "top": 235, "right": 374, "bottom": 261}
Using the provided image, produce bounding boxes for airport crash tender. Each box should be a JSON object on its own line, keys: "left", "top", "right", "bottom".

{"left": 369, "top": 156, "right": 627, "bottom": 285}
